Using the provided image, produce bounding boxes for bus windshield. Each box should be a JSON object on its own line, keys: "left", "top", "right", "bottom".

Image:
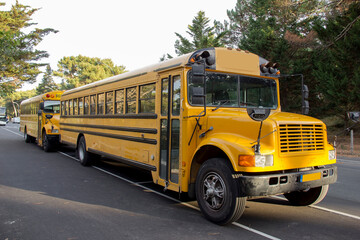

{"left": 44, "top": 100, "right": 61, "bottom": 113}
{"left": 188, "top": 72, "right": 278, "bottom": 109}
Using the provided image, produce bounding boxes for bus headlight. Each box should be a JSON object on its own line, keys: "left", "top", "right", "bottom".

{"left": 239, "top": 154, "right": 274, "bottom": 167}
{"left": 329, "top": 150, "right": 336, "bottom": 160}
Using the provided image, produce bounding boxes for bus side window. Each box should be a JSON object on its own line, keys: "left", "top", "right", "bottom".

{"left": 106, "top": 91, "right": 114, "bottom": 114}
{"left": 115, "top": 89, "right": 124, "bottom": 114}
{"left": 139, "top": 83, "right": 156, "bottom": 113}
{"left": 84, "top": 96, "right": 89, "bottom": 115}
{"left": 97, "top": 93, "right": 104, "bottom": 115}
{"left": 126, "top": 87, "right": 136, "bottom": 114}
{"left": 69, "top": 99, "right": 73, "bottom": 115}
{"left": 78, "top": 97, "right": 83, "bottom": 115}
{"left": 65, "top": 101, "right": 68, "bottom": 115}
{"left": 73, "top": 98, "right": 78, "bottom": 115}
{"left": 90, "top": 95, "right": 96, "bottom": 115}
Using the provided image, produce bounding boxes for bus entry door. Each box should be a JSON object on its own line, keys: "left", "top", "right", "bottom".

{"left": 159, "top": 75, "right": 181, "bottom": 188}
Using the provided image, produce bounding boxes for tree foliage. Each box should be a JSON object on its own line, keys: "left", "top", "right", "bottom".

{"left": 0, "top": 1, "right": 57, "bottom": 96}
{"left": 36, "top": 65, "right": 59, "bottom": 95}
{"left": 312, "top": 2, "right": 360, "bottom": 118}
{"left": 173, "top": 11, "right": 228, "bottom": 56}
{"left": 54, "top": 55, "right": 127, "bottom": 90}
{"left": 225, "top": 0, "right": 360, "bottom": 118}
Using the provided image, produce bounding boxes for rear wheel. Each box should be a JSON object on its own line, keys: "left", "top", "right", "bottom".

{"left": 284, "top": 184, "right": 329, "bottom": 206}
{"left": 24, "top": 129, "right": 31, "bottom": 143}
{"left": 195, "top": 158, "right": 246, "bottom": 225}
{"left": 77, "top": 136, "right": 95, "bottom": 166}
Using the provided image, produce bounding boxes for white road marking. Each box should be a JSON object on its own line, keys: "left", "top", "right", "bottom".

{"left": 1, "top": 127, "right": 23, "bottom": 137}
{"left": 271, "top": 196, "right": 360, "bottom": 221}
{"left": 91, "top": 165, "right": 281, "bottom": 239}
{"left": 7, "top": 127, "right": 358, "bottom": 237}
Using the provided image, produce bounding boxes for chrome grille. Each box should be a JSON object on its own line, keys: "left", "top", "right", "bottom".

{"left": 279, "top": 124, "right": 325, "bottom": 153}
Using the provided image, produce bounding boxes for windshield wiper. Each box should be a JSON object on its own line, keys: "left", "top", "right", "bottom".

{"left": 212, "top": 100, "right": 229, "bottom": 111}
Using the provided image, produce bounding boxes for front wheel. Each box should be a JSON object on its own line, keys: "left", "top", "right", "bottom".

{"left": 284, "top": 184, "right": 329, "bottom": 206}
{"left": 195, "top": 158, "right": 246, "bottom": 225}
{"left": 42, "top": 132, "right": 51, "bottom": 152}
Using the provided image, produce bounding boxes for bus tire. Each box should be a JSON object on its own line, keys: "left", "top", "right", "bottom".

{"left": 42, "top": 132, "right": 51, "bottom": 152}
{"left": 78, "top": 136, "right": 93, "bottom": 166}
{"left": 195, "top": 158, "right": 246, "bottom": 225}
{"left": 24, "top": 129, "right": 31, "bottom": 143}
{"left": 284, "top": 184, "right": 329, "bottom": 206}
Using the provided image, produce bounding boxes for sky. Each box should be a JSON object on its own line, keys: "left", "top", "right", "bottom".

{"left": 2, "top": 0, "right": 237, "bottom": 90}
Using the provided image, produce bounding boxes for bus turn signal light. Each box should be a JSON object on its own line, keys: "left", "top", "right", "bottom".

{"left": 238, "top": 155, "right": 255, "bottom": 167}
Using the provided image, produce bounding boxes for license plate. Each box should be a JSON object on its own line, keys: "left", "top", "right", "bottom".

{"left": 300, "top": 172, "right": 321, "bottom": 182}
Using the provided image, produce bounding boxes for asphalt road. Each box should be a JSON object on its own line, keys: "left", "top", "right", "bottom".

{"left": 1, "top": 124, "right": 359, "bottom": 240}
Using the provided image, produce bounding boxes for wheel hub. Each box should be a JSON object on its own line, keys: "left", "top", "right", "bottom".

{"left": 203, "top": 172, "right": 225, "bottom": 210}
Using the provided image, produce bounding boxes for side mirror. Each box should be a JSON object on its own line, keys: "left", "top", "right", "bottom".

{"left": 39, "top": 102, "right": 44, "bottom": 110}
{"left": 247, "top": 108, "right": 271, "bottom": 154}
{"left": 302, "top": 84, "right": 309, "bottom": 115}
{"left": 191, "top": 61, "right": 205, "bottom": 84}
{"left": 348, "top": 112, "right": 360, "bottom": 123}
{"left": 38, "top": 110, "right": 42, "bottom": 116}
{"left": 190, "top": 86, "right": 205, "bottom": 105}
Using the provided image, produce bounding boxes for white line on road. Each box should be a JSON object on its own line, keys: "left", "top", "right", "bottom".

{"left": 1, "top": 127, "right": 23, "bottom": 137}
{"left": 57, "top": 150, "right": 282, "bottom": 239}
{"left": 271, "top": 196, "right": 360, "bottom": 221}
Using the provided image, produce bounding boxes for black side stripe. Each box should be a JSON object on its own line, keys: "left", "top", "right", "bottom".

{"left": 88, "top": 148, "right": 156, "bottom": 172}
{"left": 61, "top": 128, "right": 157, "bottom": 145}
{"left": 60, "top": 123, "right": 157, "bottom": 134}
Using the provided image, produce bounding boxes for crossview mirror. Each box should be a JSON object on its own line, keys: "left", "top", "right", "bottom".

{"left": 247, "top": 108, "right": 271, "bottom": 122}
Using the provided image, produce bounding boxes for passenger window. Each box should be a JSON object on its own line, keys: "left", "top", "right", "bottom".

{"left": 126, "top": 87, "right": 136, "bottom": 114}
{"left": 115, "top": 89, "right": 124, "bottom": 114}
{"left": 84, "top": 96, "right": 90, "bottom": 115}
{"left": 90, "top": 95, "right": 96, "bottom": 115}
{"left": 139, "top": 83, "right": 156, "bottom": 113}
{"left": 78, "top": 97, "right": 83, "bottom": 115}
{"left": 73, "top": 98, "right": 78, "bottom": 115}
{"left": 106, "top": 91, "right": 114, "bottom": 114}
{"left": 97, "top": 93, "right": 104, "bottom": 115}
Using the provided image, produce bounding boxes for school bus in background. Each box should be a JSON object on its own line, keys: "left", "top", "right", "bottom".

{"left": 20, "top": 91, "right": 64, "bottom": 152}
{"left": 60, "top": 47, "right": 337, "bottom": 225}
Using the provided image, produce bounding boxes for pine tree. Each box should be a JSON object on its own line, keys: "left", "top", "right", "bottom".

{"left": 36, "top": 65, "right": 58, "bottom": 95}
{"left": 0, "top": 1, "right": 57, "bottom": 96}
{"left": 174, "top": 11, "right": 228, "bottom": 56}
{"left": 312, "top": 2, "right": 360, "bottom": 118}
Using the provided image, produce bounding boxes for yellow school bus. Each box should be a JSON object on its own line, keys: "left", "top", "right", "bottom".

{"left": 60, "top": 48, "right": 337, "bottom": 225}
{"left": 20, "top": 91, "right": 64, "bottom": 151}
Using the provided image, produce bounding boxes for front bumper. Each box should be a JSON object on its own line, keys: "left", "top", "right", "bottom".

{"left": 235, "top": 165, "right": 337, "bottom": 197}
{"left": 47, "top": 134, "right": 60, "bottom": 143}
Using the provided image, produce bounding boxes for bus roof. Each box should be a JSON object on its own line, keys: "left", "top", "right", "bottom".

{"left": 62, "top": 47, "right": 268, "bottom": 97}
{"left": 20, "top": 90, "right": 64, "bottom": 106}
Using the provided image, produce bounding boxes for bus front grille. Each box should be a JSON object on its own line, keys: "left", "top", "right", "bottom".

{"left": 279, "top": 124, "right": 325, "bottom": 153}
